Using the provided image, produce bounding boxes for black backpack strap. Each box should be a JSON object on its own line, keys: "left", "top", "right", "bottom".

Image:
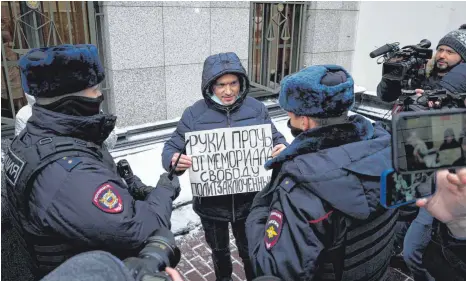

{"left": 9, "top": 135, "right": 103, "bottom": 216}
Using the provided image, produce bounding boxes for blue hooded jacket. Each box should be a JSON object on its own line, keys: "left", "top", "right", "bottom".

{"left": 161, "top": 52, "right": 287, "bottom": 221}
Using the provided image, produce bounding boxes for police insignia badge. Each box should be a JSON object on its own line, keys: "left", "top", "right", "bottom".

{"left": 264, "top": 210, "right": 284, "bottom": 250}
{"left": 92, "top": 183, "right": 123, "bottom": 213}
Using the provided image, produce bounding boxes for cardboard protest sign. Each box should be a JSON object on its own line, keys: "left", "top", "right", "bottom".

{"left": 186, "top": 124, "right": 273, "bottom": 197}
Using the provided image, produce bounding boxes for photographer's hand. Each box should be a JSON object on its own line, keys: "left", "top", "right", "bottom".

{"left": 165, "top": 267, "right": 184, "bottom": 281}
{"left": 417, "top": 169, "right": 466, "bottom": 238}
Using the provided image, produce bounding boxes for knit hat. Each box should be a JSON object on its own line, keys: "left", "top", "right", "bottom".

{"left": 19, "top": 44, "right": 105, "bottom": 98}
{"left": 437, "top": 25, "right": 466, "bottom": 62}
{"left": 278, "top": 64, "right": 354, "bottom": 118}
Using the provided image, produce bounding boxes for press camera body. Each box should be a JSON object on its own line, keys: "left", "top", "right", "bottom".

{"left": 370, "top": 39, "right": 433, "bottom": 90}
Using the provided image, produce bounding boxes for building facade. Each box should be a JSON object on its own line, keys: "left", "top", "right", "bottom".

{"left": 1, "top": 1, "right": 360, "bottom": 132}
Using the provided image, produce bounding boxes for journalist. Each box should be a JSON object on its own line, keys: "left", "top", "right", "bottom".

{"left": 377, "top": 24, "right": 466, "bottom": 103}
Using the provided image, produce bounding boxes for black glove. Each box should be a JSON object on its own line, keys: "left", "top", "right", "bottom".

{"left": 117, "top": 159, "right": 156, "bottom": 200}
{"left": 125, "top": 175, "right": 155, "bottom": 200}
{"left": 156, "top": 173, "right": 181, "bottom": 201}
{"left": 117, "top": 159, "right": 134, "bottom": 179}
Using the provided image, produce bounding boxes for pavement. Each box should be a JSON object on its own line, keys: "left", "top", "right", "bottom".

{"left": 1, "top": 110, "right": 415, "bottom": 281}
{"left": 174, "top": 227, "right": 415, "bottom": 281}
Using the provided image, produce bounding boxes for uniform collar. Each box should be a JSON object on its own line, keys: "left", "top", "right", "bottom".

{"left": 27, "top": 105, "right": 116, "bottom": 145}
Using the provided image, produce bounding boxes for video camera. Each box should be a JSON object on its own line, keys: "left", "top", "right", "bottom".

{"left": 370, "top": 39, "right": 433, "bottom": 90}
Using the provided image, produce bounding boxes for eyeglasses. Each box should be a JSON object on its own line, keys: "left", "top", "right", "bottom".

{"left": 213, "top": 80, "right": 240, "bottom": 91}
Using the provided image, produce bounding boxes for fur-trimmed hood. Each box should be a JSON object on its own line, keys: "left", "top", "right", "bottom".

{"left": 265, "top": 114, "right": 375, "bottom": 169}
{"left": 265, "top": 115, "right": 392, "bottom": 219}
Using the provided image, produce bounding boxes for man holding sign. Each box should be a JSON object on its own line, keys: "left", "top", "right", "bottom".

{"left": 162, "top": 52, "right": 287, "bottom": 281}
{"left": 246, "top": 65, "right": 397, "bottom": 281}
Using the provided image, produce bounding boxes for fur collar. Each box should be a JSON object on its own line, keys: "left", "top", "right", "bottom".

{"left": 265, "top": 114, "right": 374, "bottom": 170}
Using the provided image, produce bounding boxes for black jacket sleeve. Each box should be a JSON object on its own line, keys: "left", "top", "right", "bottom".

{"left": 39, "top": 159, "right": 176, "bottom": 252}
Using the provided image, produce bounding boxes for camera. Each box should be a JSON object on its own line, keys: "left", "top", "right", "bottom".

{"left": 416, "top": 90, "right": 466, "bottom": 109}
{"left": 117, "top": 159, "right": 134, "bottom": 180}
{"left": 124, "top": 228, "right": 181, "bottom": 281}
{"left": 370, "top": 39, "right": 433, "bottom": 90}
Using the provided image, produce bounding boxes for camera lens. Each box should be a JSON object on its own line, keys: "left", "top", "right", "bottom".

{"left": 139, "top": 233, "right": 181, "bottom": 272}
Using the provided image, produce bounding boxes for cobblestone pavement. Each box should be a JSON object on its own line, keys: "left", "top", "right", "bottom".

{"left": 175, "top": 227, "right": 414, "bottom": 281}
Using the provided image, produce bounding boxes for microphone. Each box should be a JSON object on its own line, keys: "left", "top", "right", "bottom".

{"left": 369, "top": 42, "right": 399, "bottom": 58}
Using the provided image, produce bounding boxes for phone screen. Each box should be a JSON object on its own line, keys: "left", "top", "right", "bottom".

{"left": 381, "top": 170, "right": 435, "bottom": 208}
{"left": 393, "top": 110, "right": 466, "bottom": 173}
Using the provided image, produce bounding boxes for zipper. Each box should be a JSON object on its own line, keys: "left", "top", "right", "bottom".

{"left": 226, "top": 109, "right": 235, "bottom": 222}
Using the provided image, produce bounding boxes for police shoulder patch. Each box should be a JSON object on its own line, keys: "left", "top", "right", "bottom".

{"left": 92, "top": 183, "right": 124, "bottom": 214}
{"left": 4, "top": 148, "right": 26, "bottom": 186}
{"left": 264, "top": 209, "right": 284, "bottom": 250}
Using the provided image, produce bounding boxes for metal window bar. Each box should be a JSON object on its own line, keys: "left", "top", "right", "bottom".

{"left": 248, "top": 2, "right": 254, "bottom": 78}
{"left": 82, "top": 2, "right": 89, "bottom": 44}
{"left": 10, "top": 2, "right": 23, "bottom": 49}
{"left": 39, "top": 2, "right": 49, "bottom": 46}
{"left": 48, "top": 1, "right": 57, "bottom": 45}
{"left": 70, "top": 2, "right": 78, "bottom": 43}
{"left": 55, "top": 2, "right": 65, "bottom": 43}
{"left": 280, "top": 4, "right": 288, "bottom": 83}
{"left": 273, "top": 5, "right": 280, "bottom": 88}
{"left": 266, "top": 5, "right": 273, "bottom": 89}
{"left": 289, "top": 4, "right": 296, "bottom": 75}
{"left": 65, "top": 1, "right": 73, "bottom": 44}
{"left": 297, "top": 4, "right": 305, "bottom": 71}
{"left": 259, "top": 3, "right": 264, "bottom": 84}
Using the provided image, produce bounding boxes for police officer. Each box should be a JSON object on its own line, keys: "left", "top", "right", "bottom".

{"left": 246, "top": 65, "right": 398, "bottom": 281}
{"left": 4, "top": 44, "right": 180, "bottom": 279}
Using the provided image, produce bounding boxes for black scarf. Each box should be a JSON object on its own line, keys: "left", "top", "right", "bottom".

{"left": 37, "top": 95, "right": 104, "bottom": 116}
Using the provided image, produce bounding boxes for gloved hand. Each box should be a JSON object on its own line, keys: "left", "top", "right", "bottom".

{"left": 125, "top": 175, "right": 154, "bottom": 200}
{"left": 156, "top": 173, "right": 181, "bottom": 201}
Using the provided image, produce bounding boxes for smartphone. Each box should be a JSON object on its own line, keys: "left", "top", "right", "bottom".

{"left": 380, "top": 169, "right": 435, "bottom": 208}
{"left": 392, "top": 108, "right": 466, "bottom": 173}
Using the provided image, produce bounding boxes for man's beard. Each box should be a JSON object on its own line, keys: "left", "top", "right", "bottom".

{"left": 434, "top": 59, "right": 460, "bottom": 75}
